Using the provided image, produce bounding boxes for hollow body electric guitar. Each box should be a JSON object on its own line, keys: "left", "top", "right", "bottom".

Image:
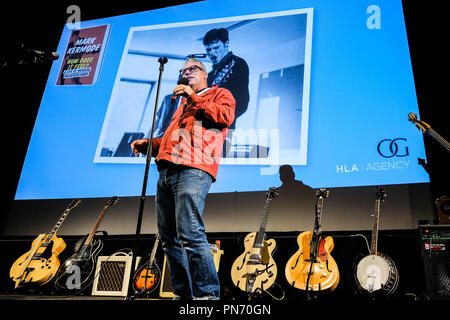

{"left": 9, "top": 199, "right": 82, "bottom": 288}
{"left": 285, "top": 189, "right": 339, "bottom": 294}
{"left": 354, "top": 187, "right": 399, "bottom": 294}
{"left": 55, "top": 197, "right": 118, "bottom": 290}
{"left": 231, "top": 187, "right": 279, "bottom": 294}
{"left": 134, "top": 233, "right": 161, "bottom": 294}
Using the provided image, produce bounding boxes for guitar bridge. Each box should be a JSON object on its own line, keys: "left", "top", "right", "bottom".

{"left": 247, "top": 254, "right": 261, "bottom": 264}
{"left": 246, "top": 273, "right": 256, "bottom": 293}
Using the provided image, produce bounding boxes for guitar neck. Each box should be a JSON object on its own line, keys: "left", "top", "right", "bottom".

{"left": 84, "top": 206, "right": 109, "bottom": 246}
{"left": 43, "top": 208, "right": 72, "bottom": 246}
{"left": 370, "top": 199, "right": 381, "bottom": 255}
{"left": 309, "top": 196, "right": 325, "bottom": 260}
{"left": 312, "top": 189, "right": 329, "bottom": 235}
{"left": 254, "top": 198, "right": 273, "bottom": 247}
{"left": 314, "top": 197, "right": 324, "bottom": 233}
{"left": 148, "top": 234, "right": 160, "bottom": 265}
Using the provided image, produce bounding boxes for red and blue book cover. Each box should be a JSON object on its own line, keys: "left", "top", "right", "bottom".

{"left": 57, "top": 24, "right": 111, "bottom": 85}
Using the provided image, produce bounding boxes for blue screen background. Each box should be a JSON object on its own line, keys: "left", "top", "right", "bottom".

{"left": 15, "top": 0, "right": 429, "bottom": 200}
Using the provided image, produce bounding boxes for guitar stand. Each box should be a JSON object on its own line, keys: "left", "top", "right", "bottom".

{"left": 248, "top": 284, "right": 285, "bottom": 301}
{"left": 247, "top": 287, "right": 263, "bottom": 300}
{"left": 304, "top": 189, "right": 328, "bottom": 301}
{"left": 304, "top": 260, "right": 323, "bottom": 301}
{"left": 248, "top": 286, "right": 272, "bottom": 301}
{"left": 305, "top": 232, "right": 322, "bottom": 300}
{"left": 11, "top": 281, "right": 38, "bottom": 295}
{"left": 305, "top": 261, "right": 314, "bottom": 300}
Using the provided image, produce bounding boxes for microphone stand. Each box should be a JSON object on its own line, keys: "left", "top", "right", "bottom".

{"left": 408, "top": 112, "right": 450, "bottom": 153}
{"left": 423, "top": 127, "right": 450, "bottom": 153}
{"left": 126, "top": 57, "right": 168, "bottom": 299}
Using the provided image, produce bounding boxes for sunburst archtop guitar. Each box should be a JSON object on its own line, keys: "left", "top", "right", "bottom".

{"left": 134, "top": 233, "right": 161, "bottom": 294}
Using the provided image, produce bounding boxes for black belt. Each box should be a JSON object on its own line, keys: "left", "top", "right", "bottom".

{"left": 156, "top": 160, "right": 189, "bottom": 172}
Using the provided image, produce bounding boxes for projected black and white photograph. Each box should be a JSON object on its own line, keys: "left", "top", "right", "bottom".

{"left": 94, "top": 8, "right": 313, "bottom": 165}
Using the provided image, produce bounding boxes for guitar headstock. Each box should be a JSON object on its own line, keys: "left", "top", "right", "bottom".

{"left": 376, "top": 186, "right": 387, "bottom": 202}
{"left": 266, "top": 187, "right": 279, "bottom": 201}
{"left": 316, "top": 188, "right": 329, "bottom": 199}
{"left": 68, "top": 199, "right": 82, "bottom": 210}
{"left": 106, "top": 196, "right": 119, "bottom": 207}
{"left": 408, "top": 112, "right": 430, "bottom": 133}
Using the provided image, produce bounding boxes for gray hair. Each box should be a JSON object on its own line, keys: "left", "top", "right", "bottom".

{"left": 184, "top": 57, "right": 207, "bottom": 72}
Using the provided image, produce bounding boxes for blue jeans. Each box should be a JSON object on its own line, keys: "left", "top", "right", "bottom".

{"left": 156, "top": 165, "right": 220, "bottom": 299}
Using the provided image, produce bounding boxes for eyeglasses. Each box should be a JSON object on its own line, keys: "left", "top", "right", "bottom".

{"left": 179, "top": 65, "right": 205, "bottom": 76}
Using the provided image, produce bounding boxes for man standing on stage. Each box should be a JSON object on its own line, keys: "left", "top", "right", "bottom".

{"left": 130, "top": 58, "right": 235, "bottom": 300}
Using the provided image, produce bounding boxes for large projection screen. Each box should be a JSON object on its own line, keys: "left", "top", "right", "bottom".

{"left": 4, "top": 0, "right": 434, "bottom": 236}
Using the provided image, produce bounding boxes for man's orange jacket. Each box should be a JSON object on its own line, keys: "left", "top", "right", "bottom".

{"left": 139, "top": 85, "right": 235, "bottom": 181}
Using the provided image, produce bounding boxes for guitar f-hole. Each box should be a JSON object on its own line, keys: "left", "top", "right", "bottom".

{"left": 326, "top": 260, "right": 332, "bottom": 273}
{"left": 237, "top": 252, "right": 249, "bottom": 270}
{"left": 291, "top": 252, "right": 303, "bottom": 270}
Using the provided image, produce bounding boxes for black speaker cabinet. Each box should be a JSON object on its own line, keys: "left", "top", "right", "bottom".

{"left": 419, "top": 225, "right": 450, "bottom": 300}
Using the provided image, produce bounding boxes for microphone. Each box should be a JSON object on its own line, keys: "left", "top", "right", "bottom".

{"left": 1, "top": 41, "right": 59, "bottom": 67}
{"left": 17, "top": 49, "right": 59, "bottom": 64}
{"left": 407, "top": 112, "right": 417, "bottom": 122}
{"left": 30, "top": 50, "right": 59, "bottom": 61}
{"left": 171, "top": 77, "right": 190, "bottom": 103}
{"left": 158, "top": 56, "right": 168, "bottom": 65}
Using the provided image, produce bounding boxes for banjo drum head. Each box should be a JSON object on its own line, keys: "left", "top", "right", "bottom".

{"left": 356, "top": 254, "right": 390, "bottom": 292}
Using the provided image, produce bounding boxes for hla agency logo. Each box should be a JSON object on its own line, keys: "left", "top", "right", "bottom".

{"left": 336, "top": 138, "right": 410, "bottom": 174}
{"left": 377, "top": 138, "right": 409, "bottom": 158}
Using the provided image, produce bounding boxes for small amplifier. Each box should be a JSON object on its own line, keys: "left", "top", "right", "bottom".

{"left": 419, "top": 225, "right": 450, "bottom": 300}
{"left": 91, "top": 252, "right": 141, "bottom": 297}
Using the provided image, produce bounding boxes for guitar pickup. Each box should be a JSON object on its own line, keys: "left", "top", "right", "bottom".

{"left": 248, "top": 254, "right": 261, "bottom": 262}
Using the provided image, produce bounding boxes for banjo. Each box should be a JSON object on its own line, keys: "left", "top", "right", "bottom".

{"left": 354, "top": 187, "right": 399, "bottom": 294}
